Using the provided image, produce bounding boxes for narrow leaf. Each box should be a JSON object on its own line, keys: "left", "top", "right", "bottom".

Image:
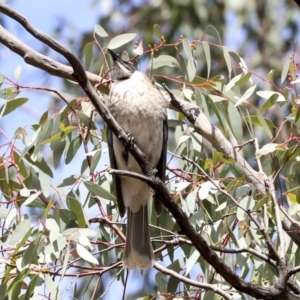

{"left": 223, "top": 46, "right": 232, "bottom": 79}
{"left": 281, "top": 58, "right": 290, "bottom": 83}
{"left": 84, "top": 43, "right": 93, "bottom": 70}
{"left": 235, "top": 84, "right": 256, "bottom": 107}
{"left": 202, "top": 41, "right": 211, "bottom": 78}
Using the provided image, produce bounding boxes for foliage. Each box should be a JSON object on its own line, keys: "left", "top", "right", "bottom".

{"left": 1, "top": 2, "right": 300, "bottom": 300}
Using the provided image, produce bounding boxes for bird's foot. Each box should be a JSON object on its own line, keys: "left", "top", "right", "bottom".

{"left": 122, "top": 132, "right": 134, "bottom": 164}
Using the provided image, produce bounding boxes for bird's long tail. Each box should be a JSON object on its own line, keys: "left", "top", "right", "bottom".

{"left": 123, "top": 205, "right": 155, "bottom": 269}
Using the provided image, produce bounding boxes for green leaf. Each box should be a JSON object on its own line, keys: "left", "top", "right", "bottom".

{"left": 229, "top": 51, "right": 241, "bottom": 63}
{"left": 34, "top": 119, "right": 53, "bottom": 156}
{"left": 44, "top": 274, "right": 60, "bottom": 300}
{"left": 66, "top": 192, "right": 88, "bottom": 228}
{"left": 244, "top": 114, "right": 275, "bottom": 131}
{"left": 14, "top": 65, "right": 22, "bottom": 82}
{"left": 76, "top": 244, "right": 98, "bottom": 264}
{"left": 147, "top": 55, "right": 179, "bottom": 69}
{"left": 66, "top": 136, "right": 82, "bottom": 164}
{"left": 281, "top": 58, "right": 290, "bottom": 83}
{"left": 94, "top": 24, "right": 108, "bottom": 37}
{"left": 84, "top": 181, "right": 116, "bottom": 201}
{"left": 0, "top": 73, "right": 5, "bottom": 86}
{"left": 202, "top": 41, "right": 211, "bottom": 79}
{"left": 235, "top": 84, "right": 256, "bottom": 107}
{"left": 23, "top": 152, "right": 53, "bottom": 177}
{"left": 89, "top": 149, "right": 102, "bottom": 173}
{"left": 255, "top": 143, "right": 278, "bottom": 158}
{"left": 22, "top": 191, "right": 42, "bottom": 206}
{"left": 58, "top": 175, "right": 80, "bottom": 187}
{"left": 107, "top": 33, "right": 136, "bottom": 49}
{"left": 24, "top": 274, "right": 43, "bottom": 300}
{"left": 295, "top": 105, "right": 300, "bottom": 123}
{"left": 227, "top": 102, "right": 243, "bottom": 142}
{"left": 256, "top": 109, "right": 273, "bottom": 139}
{"left": 84, "top": 43, "right": 93, "bottom": 70}
{"left": 258, "top": 93, "right": 282, "bottom": 112}
{"left": 42, "top": 124, "right": 76, "bottom": 145}
{"left": 8, "top": 219, "right": 31, "bottom": 245}
{"left": 182, "top": 38, "right": 196, "bottom": 82}
{"left": 153, "top": 24, "right": 162, "bottom": 38}
{"left": 223, "top": 46, "right": 232, "bottom": 79}
{"left": 52, "top": 139, "right": 66, "bottom": 169}
{"left": 235, "top": 72, "right": 252, "bottom": 86}
{"left": 257, "top": 91, "right": 286, "bottom": 103}
{"left": 0, "top": 87, "right": 19, "bottom": 100}
{"left": 0, "top": 97, "right": 28, "bottom": 116}
{"left": 178, "top": 53, "right": 187, "bottom": 81}
{"left": 267, "top": 69, "right": 274, "bottom": 81}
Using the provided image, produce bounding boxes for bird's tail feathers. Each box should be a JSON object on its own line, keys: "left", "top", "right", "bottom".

{"left": 123, "top": 205, "right": 155, "bottom": 269}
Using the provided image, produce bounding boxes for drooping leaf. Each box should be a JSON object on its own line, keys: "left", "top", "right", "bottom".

{"left": 44, "top": 274, "right": 60, "bottom": 300}
{"left": 66, "top": 192, "right": 89, "bottom": 228}
{"left": 235, "top": 84, "right": 256, "bottom": 107}
{"left": 202, "top": 41, "right": 211, "bottom": 79}
{"left": 84, "top": 43, "right": 93, "bottom": 70}
{"left": 281, "top": 58, "right": 290, "bottom": 83}
{"left": 66, "top": 136, "right": 82, "bottom": 164}
{"left": 223, "top": 46, "right": 232, "bottom": 79}
{"left": 182, "top": 38, "right": 196, "bottom": 82}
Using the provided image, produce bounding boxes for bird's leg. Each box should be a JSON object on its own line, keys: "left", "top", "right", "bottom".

{"left": 122, "top": 132, "right": 134, "bottom": 165}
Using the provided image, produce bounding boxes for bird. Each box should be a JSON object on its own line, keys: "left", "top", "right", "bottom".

{"left": 106, "top": 48, "right": 168, "bottom": 269}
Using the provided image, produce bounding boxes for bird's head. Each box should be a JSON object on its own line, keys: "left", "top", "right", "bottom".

{"left": 108, "top": 49, "right": 135, "bottom": 80}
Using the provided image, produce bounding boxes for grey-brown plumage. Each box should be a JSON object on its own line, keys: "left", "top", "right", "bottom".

{"left": 107, "top": 49, "right": 168, "bottom": 269}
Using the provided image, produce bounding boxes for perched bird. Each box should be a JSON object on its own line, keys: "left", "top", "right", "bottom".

{"left": 107, "top": 49, "right": 168, "bottom": 269}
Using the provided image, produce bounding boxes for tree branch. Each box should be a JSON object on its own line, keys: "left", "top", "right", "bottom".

{"left": 154, "top": 262, "right": 234, "bottom": 300}
{"left": 0, "top": 3, "right": 296, "bottom": 299}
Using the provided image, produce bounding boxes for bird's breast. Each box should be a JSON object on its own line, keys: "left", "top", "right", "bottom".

{"left": 108, "top": 72, "right": 166, "bottom": 168}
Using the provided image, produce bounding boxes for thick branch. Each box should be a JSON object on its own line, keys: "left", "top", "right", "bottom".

{"left": 0, "top": 25, "right": 109, "bottom": 95}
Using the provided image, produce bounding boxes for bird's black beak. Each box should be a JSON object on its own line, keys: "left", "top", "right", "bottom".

{"left": 107, "top": 48, "right": 124, "bottom": 64}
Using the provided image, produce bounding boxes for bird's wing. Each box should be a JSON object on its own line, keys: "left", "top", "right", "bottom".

{"left": 154, "top": 118, "right": 168, "bottom": 215}
{"left": 107, "top": 127, "right": 126, "bottom": 217}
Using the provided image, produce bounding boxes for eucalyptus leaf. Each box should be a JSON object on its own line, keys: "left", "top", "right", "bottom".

{"left": 107, "top": 33, "right": 136, "bottom": 49}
